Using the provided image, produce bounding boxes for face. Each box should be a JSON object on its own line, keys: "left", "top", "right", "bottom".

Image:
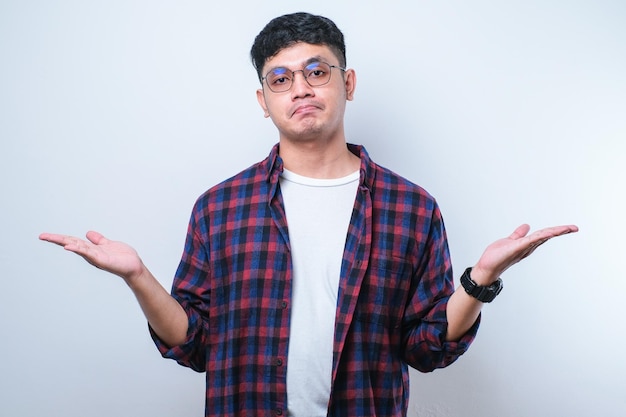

{"left": 256, "top": 42, "right": 356, "bottom": 145}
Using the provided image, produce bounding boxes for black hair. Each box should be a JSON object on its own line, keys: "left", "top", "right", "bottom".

{"left": 250, "top": 12, "right": 346, "bottom": 82}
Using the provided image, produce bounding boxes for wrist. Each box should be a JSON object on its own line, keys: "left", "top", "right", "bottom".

{"left": 124, "top": 263, "right": 150, "bottom": 290}
{"left": 460, "top": 267, "right": 503, "bottom": 303}
{"left": 469, "top": 265, "right": 499, "bottom": 286}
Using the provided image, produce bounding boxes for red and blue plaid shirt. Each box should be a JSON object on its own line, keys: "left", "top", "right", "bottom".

{"left": 152, "top": 144, "right": 478, "bottom": 417}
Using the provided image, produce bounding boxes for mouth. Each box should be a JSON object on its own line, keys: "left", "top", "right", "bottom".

{"left": 290, "top": 102, "right": 322, "bottom": 118}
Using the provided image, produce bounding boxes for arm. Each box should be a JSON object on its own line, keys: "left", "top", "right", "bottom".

{"left": 39, "top": 231, "right": 188, "bottom": 347}
{"left": 445, "top": 223, "right": 579, "bottom": 341}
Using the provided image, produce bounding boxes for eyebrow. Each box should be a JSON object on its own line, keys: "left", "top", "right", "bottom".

{"left": 266, "top": 55, "right": 328, "bottom": 74}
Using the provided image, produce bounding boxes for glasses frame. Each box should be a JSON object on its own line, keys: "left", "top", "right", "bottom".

{"left": 262, "top": 61, "right": 346, "bottom": 93}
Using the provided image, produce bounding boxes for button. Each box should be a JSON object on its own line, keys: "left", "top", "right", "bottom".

{"left": 274, "top": 358, "right": 283, "bottom": 366}
{"left": 280, "top": 301, "right": 288, "bottom": 309}
{"left": 275, "top": 408, "right": 283, "bottom": 415}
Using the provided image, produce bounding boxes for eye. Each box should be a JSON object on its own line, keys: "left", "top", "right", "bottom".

{"left": 305, "top": 62, "right": 327, "bottom": 79}
{"left": 267, "top": 68, "right": 291, "bottom": 86}
{"left": 309, "top": 69, "right": 326, "bottom": 78}
{"left": 271, "top": 76, "right": 289, "bottom": 86}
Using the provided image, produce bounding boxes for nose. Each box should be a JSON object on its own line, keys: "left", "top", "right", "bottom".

{"left": 290, "top": 70, "right": 314, "bottom": 99}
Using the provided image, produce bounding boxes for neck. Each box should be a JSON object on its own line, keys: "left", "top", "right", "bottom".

{"left": 278, "top": 137, "right": 360, "bottom": 179}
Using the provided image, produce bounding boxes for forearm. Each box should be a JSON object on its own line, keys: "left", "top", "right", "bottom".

{"left": 445, "top": 267, "right": 494, "bottom": 341}
{"left": 125, "top": 266, "right": 189, "bottom": 347}
{"left": 445, "top": 287, "right": 483, "bottom": 341}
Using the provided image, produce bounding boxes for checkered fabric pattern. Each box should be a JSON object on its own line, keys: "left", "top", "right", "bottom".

{"left": 152, "top": 143, "right": 478, "bottom": 417}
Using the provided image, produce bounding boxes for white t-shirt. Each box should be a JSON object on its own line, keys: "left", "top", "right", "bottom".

{"left": 279, "top": 168, "right": 360, "bottom": 417}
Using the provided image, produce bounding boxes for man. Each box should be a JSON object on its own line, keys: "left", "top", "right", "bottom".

{"left": 40, "top": 12, "right": 578, "bottom": 417}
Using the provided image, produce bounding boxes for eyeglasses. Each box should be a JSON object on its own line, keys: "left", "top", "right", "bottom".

{"left": 262, "top": 61, "right": 346, "bottom": 93}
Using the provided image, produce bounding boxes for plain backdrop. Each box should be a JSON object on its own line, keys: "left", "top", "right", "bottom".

{"left": 1, "top": 1, "right": 624, "bottom": 416}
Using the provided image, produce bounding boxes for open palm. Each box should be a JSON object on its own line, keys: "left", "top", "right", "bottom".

{"left": 473, "top": 224, "right": 578, "bottom": 282}
{"left": 39, "top": 231, "right": 144, "bottom": 281}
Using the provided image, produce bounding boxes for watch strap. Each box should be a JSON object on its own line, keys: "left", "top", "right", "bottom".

{"left": 460, "top": 267, "right": 503, "bottom": 303}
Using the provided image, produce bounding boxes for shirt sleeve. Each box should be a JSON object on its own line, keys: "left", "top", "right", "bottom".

{"left": 401, "top": 202, "right": 480, "bottom": 372}
{"left": 150, "top": 205, "right": 212, "bottom": 373}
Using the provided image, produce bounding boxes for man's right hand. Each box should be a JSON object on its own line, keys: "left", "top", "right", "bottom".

{"left": 40, "top": 230, "right": 189, "bottom": 347}
{"left": 39, "top": 231, "right": 145, "bottom": 285}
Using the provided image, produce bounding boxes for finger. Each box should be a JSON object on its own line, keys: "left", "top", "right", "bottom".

{"left": 553, "top": 224, "right": 579, "bottom": 235}
{"left": 85, "top": 230, "right": 107, "bottom": 245}
{"left": 39, "top": 233, "right": 78, "bottom": 247}
{"left": 41, "top": 234, "right": 91, "bottom": 256}
{"left": 509, "top": 224, "right": 531, "bottom": 240}
{"left": 527, "top": 225, "right": 578, "bottom": 244}
{"left": 63, "top": 237, "right": 93, "bottom": 253}
{"left": 519, "top": 224, "right": 578, "bottom": 256}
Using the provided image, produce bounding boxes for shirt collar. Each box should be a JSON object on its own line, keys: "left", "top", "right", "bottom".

{"left": 263, "top": 142, "right": 375, "bottom": 192}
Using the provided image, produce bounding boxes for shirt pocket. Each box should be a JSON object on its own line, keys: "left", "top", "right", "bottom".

{"left": 354, "top": 253, "right": 411, "bottom": 330}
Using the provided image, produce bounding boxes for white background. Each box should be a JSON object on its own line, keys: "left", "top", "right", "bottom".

{"left": 1, "top": 1, "right": 624, "bottom": 416}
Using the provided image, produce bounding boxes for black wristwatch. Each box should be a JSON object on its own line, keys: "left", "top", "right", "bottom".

{"left": 460, "top": 267, "right": 503, "bottom": 303}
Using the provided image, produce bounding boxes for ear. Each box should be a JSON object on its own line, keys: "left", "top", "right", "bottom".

{"left": 344, "top": 69, "right": 357, "bottom": 101}
{"left": 256, "top": 88, "right": 270, "bottom": 118}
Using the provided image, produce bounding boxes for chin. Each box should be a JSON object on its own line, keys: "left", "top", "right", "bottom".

{"left": 284, "top": 123, "right": 326, "bottom": 141}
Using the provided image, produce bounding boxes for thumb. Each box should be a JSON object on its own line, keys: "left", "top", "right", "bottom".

{"left": 510, "top": 224, "right": 530, "bottom": 240}
{"left": 85, "top": 230, "right": 107, "bottom": 245}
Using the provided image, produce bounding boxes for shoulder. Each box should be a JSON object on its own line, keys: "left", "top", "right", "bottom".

{"left": 353, "top": 143, "right": 436, "bottom": 206}
{"left": 369, "top": 160, "right": 439, "bottom": 213}
{"left": 195, "top": 159, "right": 269, "bottom": 208}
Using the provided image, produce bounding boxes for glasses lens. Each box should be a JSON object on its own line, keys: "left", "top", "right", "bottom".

{"left": 266, "top": 67, "right": 292, "bottom": 92}
{"left": 303, "top": 62, "right": 331, "bottom": 87}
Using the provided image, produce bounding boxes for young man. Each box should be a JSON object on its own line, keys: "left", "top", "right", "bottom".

{"left": 40, "top": 12, "right": 578, "bottom": 417}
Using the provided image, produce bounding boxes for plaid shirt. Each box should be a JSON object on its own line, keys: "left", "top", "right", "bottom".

{"left": 152, "top": 144, "right": 478, "bottom": 417}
